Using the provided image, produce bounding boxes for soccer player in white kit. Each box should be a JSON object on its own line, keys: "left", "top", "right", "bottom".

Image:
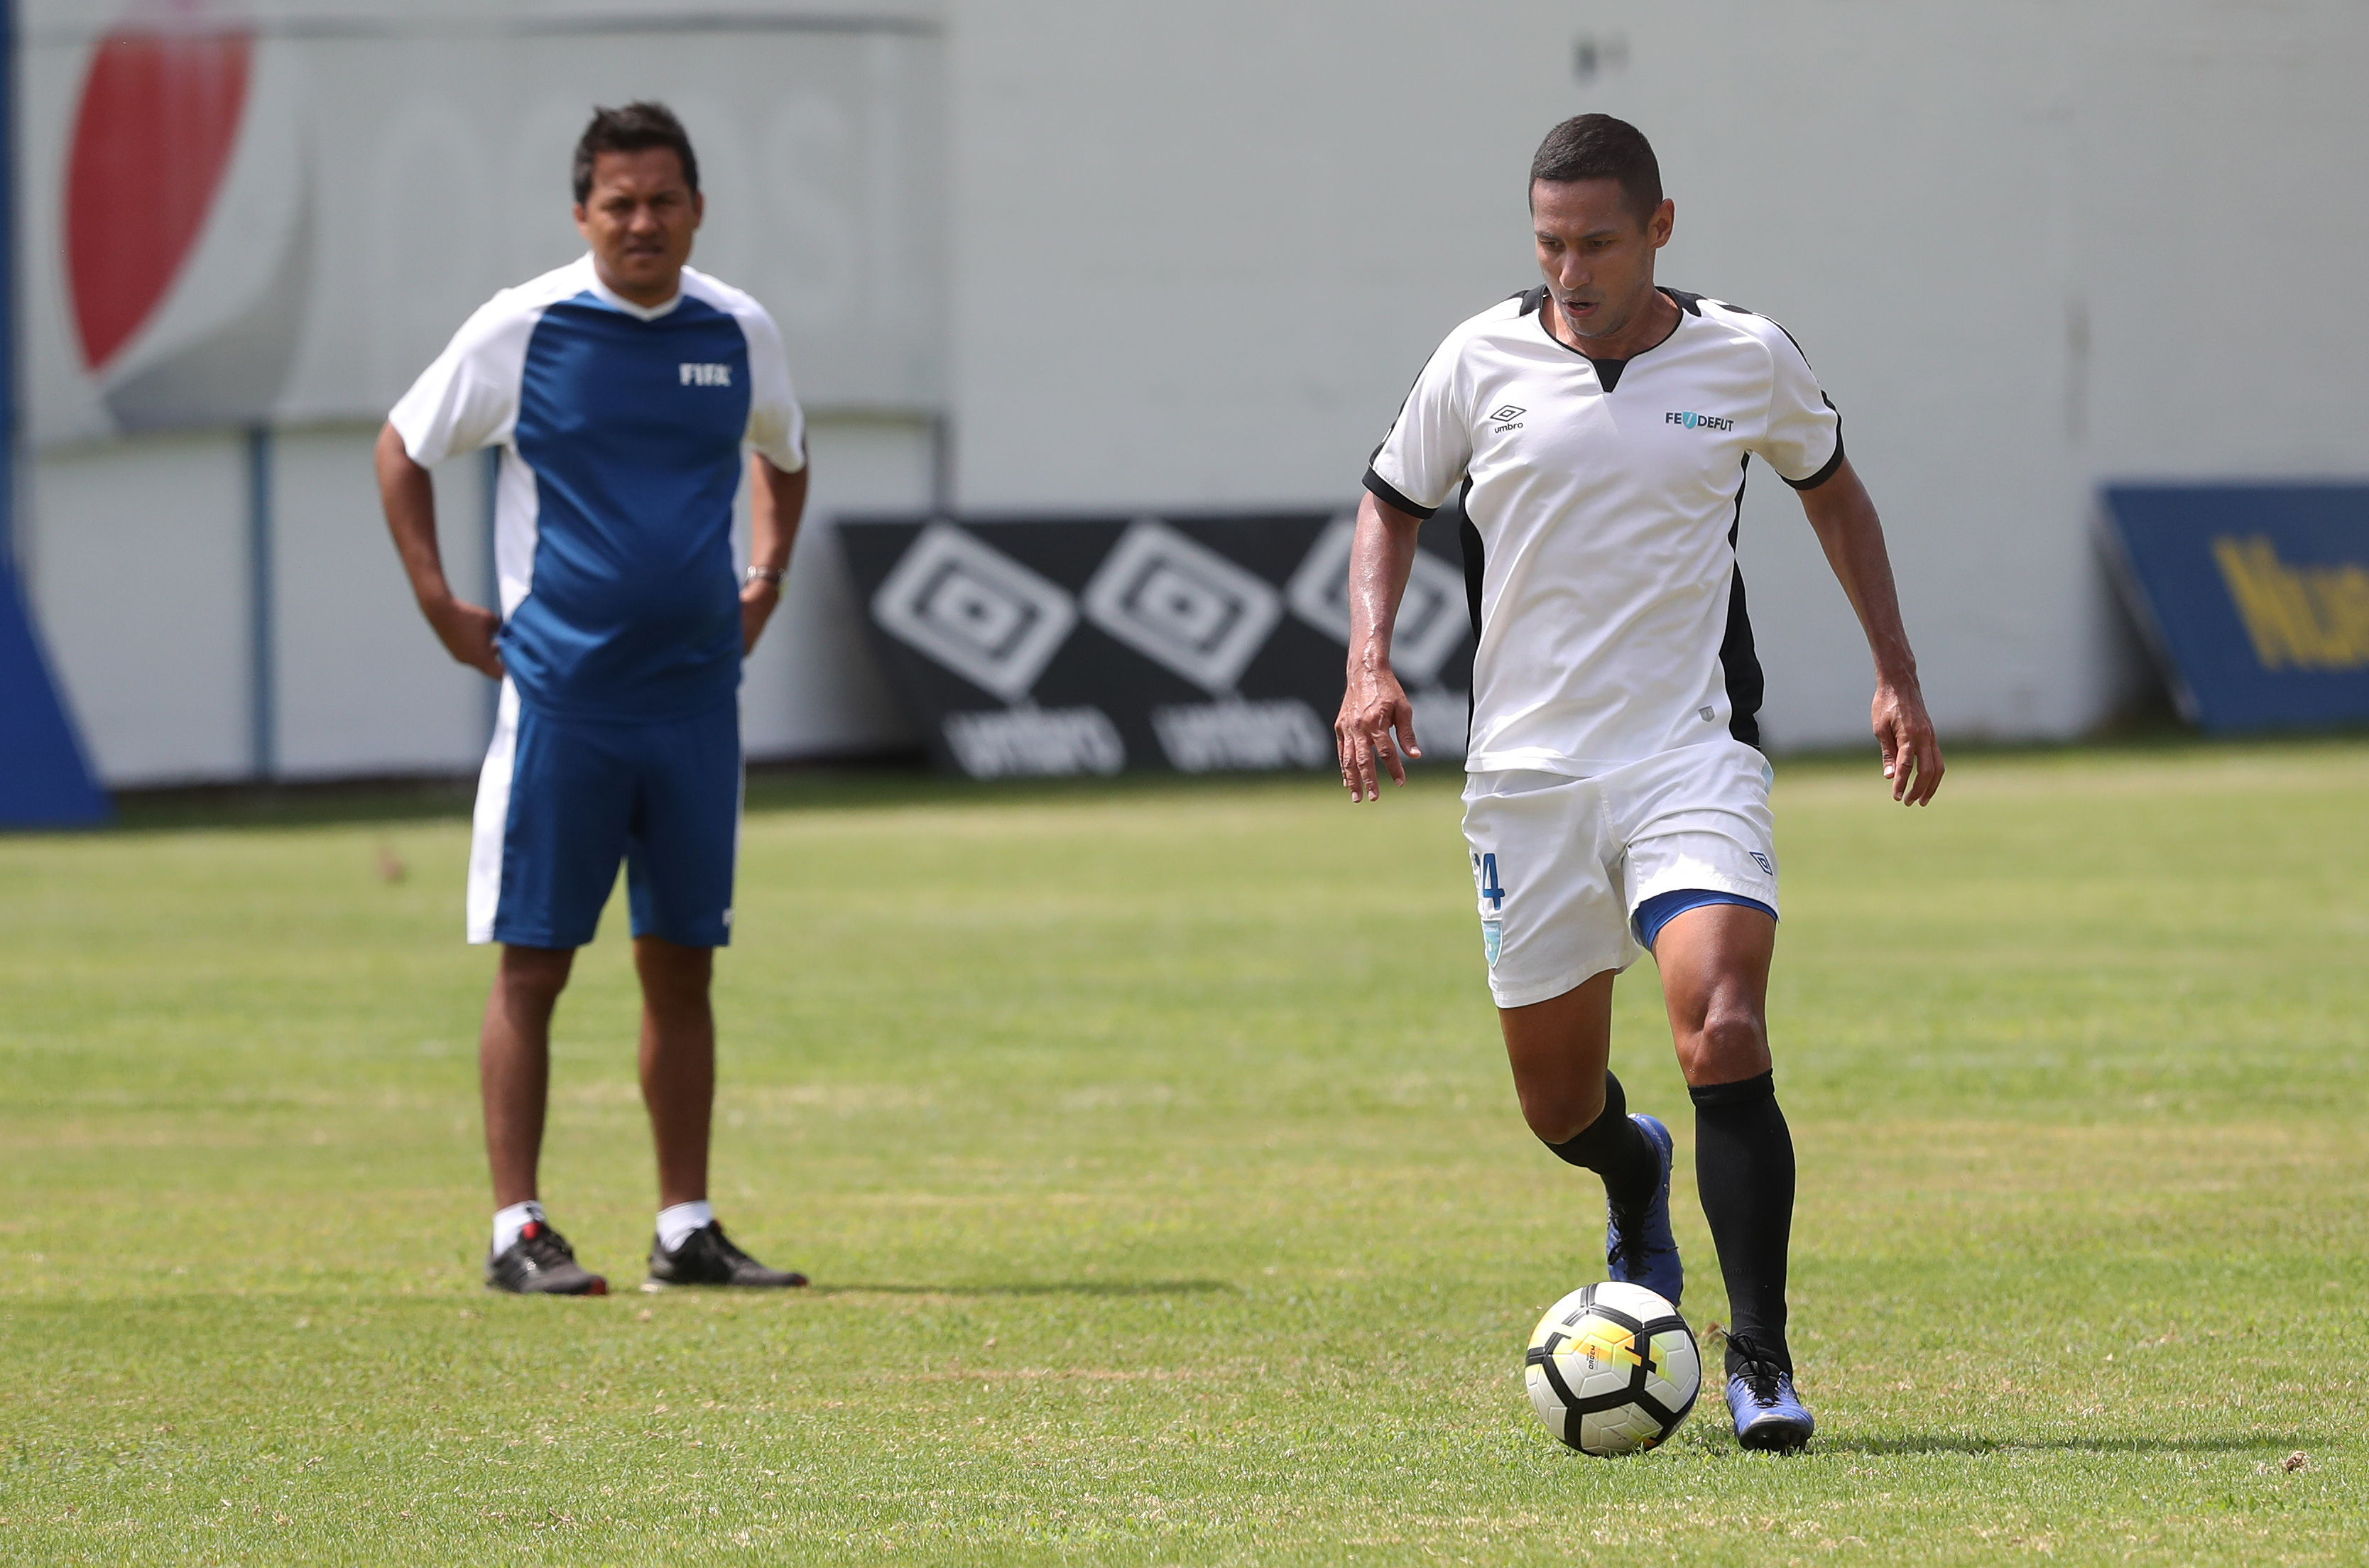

{"left": 1336, "top": 115, "right": 1944, "bottom": 1451}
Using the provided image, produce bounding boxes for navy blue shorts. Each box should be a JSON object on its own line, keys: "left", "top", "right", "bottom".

{"left": 467, "top": 684, "right": 741, "bottom": 949}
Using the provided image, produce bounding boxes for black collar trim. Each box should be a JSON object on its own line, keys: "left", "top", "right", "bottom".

{"left": 1528, "top": 285, "right": 1692, "bottom": 390}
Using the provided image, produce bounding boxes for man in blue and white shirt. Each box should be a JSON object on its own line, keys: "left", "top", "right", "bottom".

{"left": 379, "top": 102, "right": 810, "bottom": 1295}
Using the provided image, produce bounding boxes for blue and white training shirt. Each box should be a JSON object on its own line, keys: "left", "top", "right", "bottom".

{"left": 390, "top": 255, "right": 806, "bottom": 724}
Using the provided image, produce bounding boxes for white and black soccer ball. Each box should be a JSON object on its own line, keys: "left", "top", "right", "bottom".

{"left": 1523, "top": 1281, "right": 1701, "bottom": 1455}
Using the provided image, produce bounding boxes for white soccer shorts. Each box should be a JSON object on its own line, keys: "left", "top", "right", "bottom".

{"left": 1460, "top": 737, "right": 1780, "bottom": 1008}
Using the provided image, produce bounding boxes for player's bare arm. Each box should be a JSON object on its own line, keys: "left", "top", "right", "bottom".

{"left": 740, "top": 452, "right": 809, "bottom": 654}
{"left": 1334, "top": 489, "right": 1427, "bottom": 802}
{"left": 1795, "top": 457, "right": 1944, "bottom": 805}
{"left": 376, "top": 420, "right": 503, "bottom": 679}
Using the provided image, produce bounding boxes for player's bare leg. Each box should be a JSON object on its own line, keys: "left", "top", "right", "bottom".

{"left": 1500, "top": 970, "right": 1681, "bottom": 1302}
{"left": 633, "top": 935, "right": 714, "bottom": 1209}
{"left": 481, "top": 942, "right": 574, "bottom": 1208}
{"left": 1498, "top": 969, "right": 1616, "bottom": 1142}
{"left": 1650, "top": 901, "right": 1813, "bottom": 1449}
{"left": 633, "top": 936, "right": 806, "bottom": 1289}
{"left": 478, "top": 943, "right": 604, "bottom": 1294}
{"left": 1650, "top": 903, "right": 1774, "bottom": 1088}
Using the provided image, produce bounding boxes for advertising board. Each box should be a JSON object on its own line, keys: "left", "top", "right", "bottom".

{"left": 2101, "top": 483, "right": 2369, "bottom": 733}
{"left": 17, "top": 3, "right": 942, "bottom": 447}
{"left": 839, "top": 509, "right": 1474, "bottom": 778}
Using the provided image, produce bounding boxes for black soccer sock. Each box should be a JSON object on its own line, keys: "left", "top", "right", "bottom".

{"left": 1542, "top": 1071, "right": 1660, "bottom": 1211}
{"left": 1690, "top": 1070, "right": 1796, "bottom": 1376}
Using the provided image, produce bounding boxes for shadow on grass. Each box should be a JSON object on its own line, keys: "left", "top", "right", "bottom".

{"left": 813, "top": 1278, "right": 1236, "bottom": 1299}
{"left": 1820, "top": 1433, "right": 2321, "bottom": 1457}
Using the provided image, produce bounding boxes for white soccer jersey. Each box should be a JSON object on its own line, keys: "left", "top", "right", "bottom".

{"left": 1367, "top": 287, "right": 1842, "bottom": 774}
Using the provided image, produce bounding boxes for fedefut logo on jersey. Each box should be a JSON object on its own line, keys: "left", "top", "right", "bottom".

{"left": 1666, "top": 411, "right": 1735, "bottom": 432}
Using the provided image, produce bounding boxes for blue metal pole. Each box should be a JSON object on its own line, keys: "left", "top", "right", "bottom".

{"left": 248, "top": 425, "right": 273, "bottom": 779}
{"left": 0, "top": 0, "right": 15, "bottom": 574}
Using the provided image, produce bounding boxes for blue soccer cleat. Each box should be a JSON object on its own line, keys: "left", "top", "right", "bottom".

{"left": 1726, "top": 1346, "right": 1815, "bottom": 1452}
{"left": 1603, "top": 1113, "right": 1683, "bottom": 1306}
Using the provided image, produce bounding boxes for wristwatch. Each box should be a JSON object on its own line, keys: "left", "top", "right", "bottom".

{"left": 742, "top": 565, "right": 785, "bottom": 588}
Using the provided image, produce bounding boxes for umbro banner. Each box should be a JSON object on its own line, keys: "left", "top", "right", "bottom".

{"left": 2101, "top": 483, "right": 2369, "bottom": 733}
{"left": 837, "top": 509, "right": 1474, "bottom": 778}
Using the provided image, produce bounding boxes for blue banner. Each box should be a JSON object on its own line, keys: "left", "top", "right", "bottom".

{"left": 2101, "top": 484, "right": 2369, "bottom": 734}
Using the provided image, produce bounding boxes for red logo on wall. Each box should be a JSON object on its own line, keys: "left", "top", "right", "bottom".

{"left": 66, "top": 28, "right": 254, "bottom": 373}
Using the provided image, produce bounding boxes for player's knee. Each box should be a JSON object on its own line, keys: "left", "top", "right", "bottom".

{"left": 634, "top": 943, "right": 714, "bottom": 1009}
{"left": 1682, "top": 1009, "right": 1768, "bottom": 1084}
{"left": 497, "top": 945, "right": 574, "bottom": 1006}
{"left": 1515, "top": 1077, "right": 1606, "bottom": 1145}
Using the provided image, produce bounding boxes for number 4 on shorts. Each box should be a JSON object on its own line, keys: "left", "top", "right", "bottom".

{"left": 1474, "top": 851, "right": 1506, "bottom": 911}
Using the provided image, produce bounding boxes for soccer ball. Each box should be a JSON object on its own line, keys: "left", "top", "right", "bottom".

{"left": 1523, "top": 1280, "right": 1701, "bottom": 1455}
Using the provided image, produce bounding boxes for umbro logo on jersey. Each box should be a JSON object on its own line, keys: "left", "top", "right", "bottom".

{"left": 680, "top": 362, "right": 734, "bottom": 386}
{"left": 1489, "top": 405, "right": 1525, "bottom": 421}
{"left": 1667, "top": 410, "right": 1733, "bottom": 431}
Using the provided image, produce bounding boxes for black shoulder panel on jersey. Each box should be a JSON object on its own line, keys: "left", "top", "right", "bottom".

{"left": 1722, "top": 567, "right": 1765, "bottom": 749}
{"left": 1723, "top": 457, "right": 1765, "bottom": 749}
{"left": 1660, "top": 287, "right": 1706, "bottom": 316}
{"left": 1363, "top": 466, "right": 1438, "bottom": 521}
{"left": 1453, "top": 478, "right": 1483, "bottom": 736}
{"left": 1517, "top": 286, "right": 1548, "bottom": 317}
{"left": 1781, "top": 420, "right": 1847, "bottom": 491}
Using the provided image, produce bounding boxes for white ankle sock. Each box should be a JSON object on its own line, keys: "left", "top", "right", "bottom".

{"left": 656, "top": 1200, "right": 714, "bottom": 1252}
{"left": 492, "top": 1200, "right": 545, "bottom": 1255}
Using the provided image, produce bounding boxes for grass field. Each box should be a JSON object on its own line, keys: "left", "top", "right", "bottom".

{"left": 3, "top": 741, "right": 2365, "bottom": 1564}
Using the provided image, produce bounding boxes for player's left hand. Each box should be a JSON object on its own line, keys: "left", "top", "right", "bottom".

{"left": 740, "top": 580, "right": 780, "bottom": 654}
{"left": 1872, "top": 679, "right": 1944, "bottom": 805}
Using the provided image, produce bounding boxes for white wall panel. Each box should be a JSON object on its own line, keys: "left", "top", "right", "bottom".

{"left": 944, "top": 0, "right": 2369, "bottom": 748}
{"left": 26, "top": 435, "right": 250, "bottom": 784}
{"left": 18, "top": 1, "right": 2367, "bottom": 778}
{"left": 271, "top": 428, "right": 494, "bottom": 778}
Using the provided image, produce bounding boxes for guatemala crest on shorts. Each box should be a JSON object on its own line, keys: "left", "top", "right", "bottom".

{"left": 1481, "top": 918, "right": 1503, "bottom": 967}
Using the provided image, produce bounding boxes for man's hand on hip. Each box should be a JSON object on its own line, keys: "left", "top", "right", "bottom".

{"left": 740, "top": 579, "right": 780, "bottom": 655}
{"left": 427, "top": 596, "right": 505, "bottom": 680}
{"left": 1872, "top": 677, "right": 1944, "bottom": 805}
{"left": 1336, "top": 662, "right": 1421, "bottom": 802}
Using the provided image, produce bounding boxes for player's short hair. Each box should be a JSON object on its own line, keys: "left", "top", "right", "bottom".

{"left": 1529, "top": 114, "right": 1662, "bottom": 222}
{"left": 572, "top": 101, "right": 701, "bottom": 204}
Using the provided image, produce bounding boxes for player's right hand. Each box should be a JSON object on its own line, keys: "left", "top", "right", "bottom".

{"left": 427, "top": 598, "right": 506, "bottom": 680}
{"left": 1335, "top": 664, "right": 1420, "bottom": 802}
{"left": 1871, "top": 678, "right": 1943, "bottom": 805}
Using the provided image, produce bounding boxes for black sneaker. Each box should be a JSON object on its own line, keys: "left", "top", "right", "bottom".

{"left": 646, "top": 1221, "right": 808, "bottom": 1290}
{"left": 486, "top": 1219, "right": 608, "bottom": 1295}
